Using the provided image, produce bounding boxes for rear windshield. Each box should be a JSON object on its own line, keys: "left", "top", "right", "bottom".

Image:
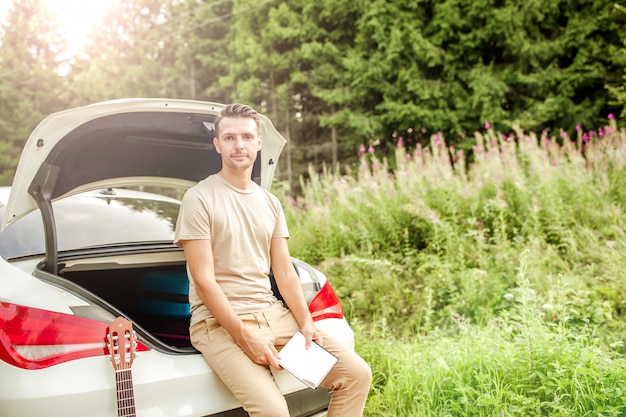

{"left": 0, "top": 194, "right": 180, "bottom": 260}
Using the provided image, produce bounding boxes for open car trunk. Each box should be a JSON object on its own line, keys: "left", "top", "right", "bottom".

{"left": 27, "top": 248, "right": 195, "bottom": 352}
{"left": 2, "top": 99, "right": 292, "bottom": 353}
{"left": 59, "top": 258, "right": 194, "bottom": 350}
{"left": 31, "top": 248, "right": 320, "bottom": 354}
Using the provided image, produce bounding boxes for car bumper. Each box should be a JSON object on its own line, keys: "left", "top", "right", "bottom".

{"left": 0, "top": 318, "right": 354, "bottom": 417}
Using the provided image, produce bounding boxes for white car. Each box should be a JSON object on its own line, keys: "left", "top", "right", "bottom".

{"left": 0, "top": 99, "right": 354, "bottom": 417}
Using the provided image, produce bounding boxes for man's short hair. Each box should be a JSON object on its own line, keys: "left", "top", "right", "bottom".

{"left": 214, "top": 103, "right": 261, "bottom": 136}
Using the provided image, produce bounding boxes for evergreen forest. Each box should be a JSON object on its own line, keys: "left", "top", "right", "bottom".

{"left": 0, "top": 0, "right": 625, "bottom": 189}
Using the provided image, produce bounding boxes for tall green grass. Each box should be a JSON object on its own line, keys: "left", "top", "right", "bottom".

{"left": 278, "top": 119, "right": 626, "bottom": 415}
{"left": 356, "top": 252, "right": 626, "bottom": 416}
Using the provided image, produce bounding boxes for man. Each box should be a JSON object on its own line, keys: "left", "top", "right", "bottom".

{"left": 174, "top": 103, "right": 371, "bottom": 417}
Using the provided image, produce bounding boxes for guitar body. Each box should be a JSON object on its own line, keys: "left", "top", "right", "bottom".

{"left": 107, "top": 317, "right": 137, "bottom": 417}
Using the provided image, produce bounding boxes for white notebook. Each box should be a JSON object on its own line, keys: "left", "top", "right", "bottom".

{"left": 278, "top": 331, "right": 339, "bottom": 389}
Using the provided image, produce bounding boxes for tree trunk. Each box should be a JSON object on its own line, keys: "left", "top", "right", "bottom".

{"left": 189, "top": 63, "right": 196, "bottom": 99}
{"left": 331, "top": 105, "right": 338, "bottom": 167}
{"left": 284, "top": 107, "right": 293, "bottom": 192}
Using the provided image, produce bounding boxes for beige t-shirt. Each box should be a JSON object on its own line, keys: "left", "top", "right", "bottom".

{"left": 174, "top": 175, "right": 290, "bottom": 325}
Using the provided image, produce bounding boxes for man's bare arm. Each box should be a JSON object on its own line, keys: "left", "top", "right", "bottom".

{"left": 270, "top": 237, "right": 321, "bottom": 349}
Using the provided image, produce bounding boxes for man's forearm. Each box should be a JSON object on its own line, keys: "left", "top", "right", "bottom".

{"left": 196, "top": 279, "right": 247, "bottom": 343}
{"left": 196, "top": 276, "right": 282, "bottom": 367}
{"left": 278, "top": 272, "right": 314, "bottom": 328}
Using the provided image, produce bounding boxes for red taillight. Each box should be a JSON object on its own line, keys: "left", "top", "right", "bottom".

{"left": 308, "top": 281, "right": 344, "bottom": 321}
{"left": 0, "top": 302, "right": 149, "bottom": 370}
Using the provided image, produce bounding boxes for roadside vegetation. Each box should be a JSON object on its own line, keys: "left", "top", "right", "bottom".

{"left": 279, "top": 118, "right": 626, "bottom": 415}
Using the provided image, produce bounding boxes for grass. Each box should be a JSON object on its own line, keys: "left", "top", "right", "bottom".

{"left": 359, "top": 327, "right": 626, "bottom": 416}
{"left": 278, "top": 118, "right": 626, "bottom": 415}
{"left": 355, "top": 252, "right": 626, "bottom": 416}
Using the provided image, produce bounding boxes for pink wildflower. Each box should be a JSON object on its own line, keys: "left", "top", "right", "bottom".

{"left": 368, "top": 146, "right": 375, "bottom": 154}
{"left": 485, "top": 122, "right": 491, "bottom": 129}
{"left": 359, "top": 144, "right": 366, "bottom": 154}
{"left": 608, "top": 113, "right": 614, "bottom": 119}
{"left": 576, "top": 125, "right": 582, "bottom": 131}
{"left": 397, "top": 138, "right": 404, "bottom": 147}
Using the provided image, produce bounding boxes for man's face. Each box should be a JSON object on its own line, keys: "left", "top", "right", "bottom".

{"left": 213, "top": 117, "right": 262, "bottom": 171}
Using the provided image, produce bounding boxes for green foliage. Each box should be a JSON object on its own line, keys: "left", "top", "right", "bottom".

{"left": 339, "top": 0, "right": 626, "bottom": 151}
{"left": 287, "top": 121, "right": 626, "bottom": 413}
{"left": 355, "top": 252, "right": 626, "bottom": 416}
{"left": 0, "top": 0, "right": 68, "bottom": 185}
{"left": 0, "top": 0, "right": 625, "bottom": 185}
{"left": 284, "top": 118, "right": 626, "bottom": 342}
{"left": 64, "top": 0, "right": 181, "bottom": 106}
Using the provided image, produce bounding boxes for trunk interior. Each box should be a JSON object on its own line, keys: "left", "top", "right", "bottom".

{"left": 44, "top": 250, "right": 295, "bottom": 353}
{"left": 57, "top": 258, "right": 195, "bottom": 350}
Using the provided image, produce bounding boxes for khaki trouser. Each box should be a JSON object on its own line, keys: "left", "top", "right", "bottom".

{"left": 190, "top": 303, "right": 372, "bottom": 417}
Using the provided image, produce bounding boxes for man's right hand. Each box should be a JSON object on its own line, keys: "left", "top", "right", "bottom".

{"left": 236, "top": 327, "right": 281, "bottom": 369}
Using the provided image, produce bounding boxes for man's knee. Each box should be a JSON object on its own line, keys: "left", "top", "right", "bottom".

{"left": 354, "top": 358, "right": 373, "bottom": 393}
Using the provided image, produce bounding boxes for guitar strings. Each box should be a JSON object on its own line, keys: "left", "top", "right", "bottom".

{"left": 116, "top": 368, "right": 136, "bottom": 417}
{"left": 110, "top": 330, "right": 137, "bottom": 417}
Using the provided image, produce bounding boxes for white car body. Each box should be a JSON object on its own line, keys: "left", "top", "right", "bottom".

{"left": 0, "top": 99, "right": 353, "bottom": 417}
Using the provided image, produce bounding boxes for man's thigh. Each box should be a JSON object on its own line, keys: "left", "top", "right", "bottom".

{"left": 262, "top": 302, "right": 301, "bottom": 347}
{"left": 190, "top": 315, "right": 290, "bottom": 416}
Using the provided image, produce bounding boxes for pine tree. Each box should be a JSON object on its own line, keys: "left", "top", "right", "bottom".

{"left": 0, "top": 0, "right": 68, "bottom": 184}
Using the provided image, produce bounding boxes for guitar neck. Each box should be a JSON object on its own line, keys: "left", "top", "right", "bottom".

{"left": 115, "top": 369, "right": 136, "bottom": 417}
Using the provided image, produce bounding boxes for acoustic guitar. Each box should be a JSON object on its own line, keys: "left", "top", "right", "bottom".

{"left": 107, "top": 317, "right": 138, "bottom": 417}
